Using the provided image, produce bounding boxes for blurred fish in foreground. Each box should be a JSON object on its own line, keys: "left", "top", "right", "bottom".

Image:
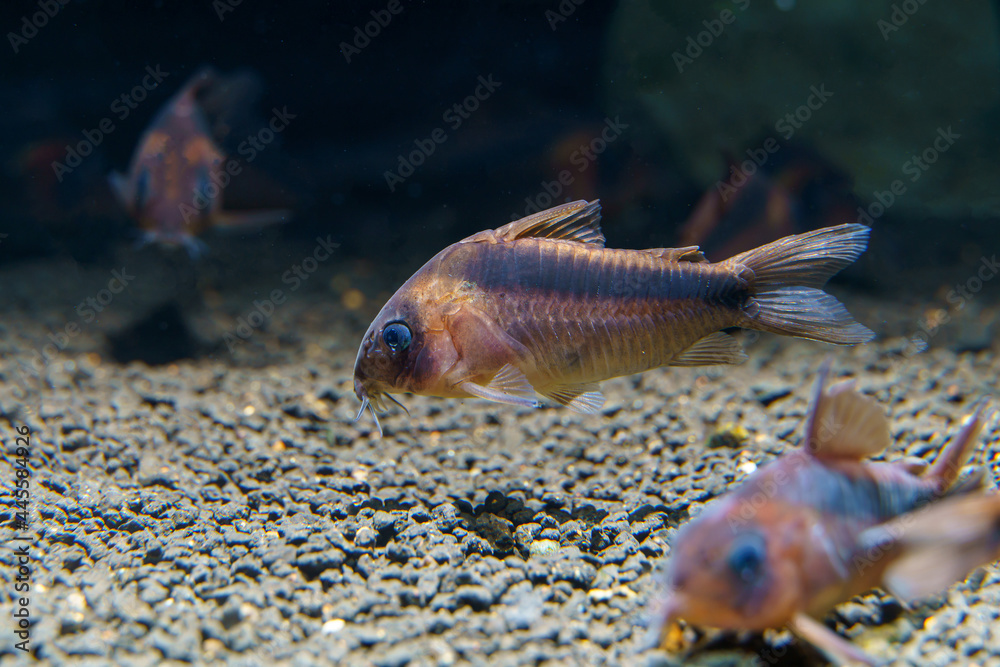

{"left": 353, "top": 200, "right": 873, "bottom": 435}
{"left": 109, "top": 66, "right": 292, "bottom": 256}
{"left": 678, "top": 141, "right": 859, "bottom": 260}
{"left": 650, "top": 362, "right": 999, "bottom": 666}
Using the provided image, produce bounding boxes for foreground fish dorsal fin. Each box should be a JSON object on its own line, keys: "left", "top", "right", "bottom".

{"left": 459, "top": 363, "right": 539, "bottom": 408}
{"left": 668, "top": 332, "right": 748, "bottom": 367}
{"left": 469, "top": 200, "right": 605, "bottom": 246}
{"left": 860, "top": 493, "right": 1000, "bottom": 605}
{"left": 804, "top": 363, "right": 890, "bottom": 460}
{"left": 540, "top": 383, "right": 605, "bottom": 414}
{"left": 643, "top": 246, "right": 708, "bottom": 263}
{"left": 789, "top": 612, "right": 883, "bottom": 666}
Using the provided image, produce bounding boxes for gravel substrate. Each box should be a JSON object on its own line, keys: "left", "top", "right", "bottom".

{"left": 1, "top": 251, "right": 998, "bottom": 667}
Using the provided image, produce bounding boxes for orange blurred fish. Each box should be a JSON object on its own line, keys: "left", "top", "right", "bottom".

{"left": 109, "top": 67, "right": 291, "bottom": 256}
{"left": 353, "top": 200, "right": 874, "bottom": 435}
{"left": 679, "top": 142, "right": 858, "bottom": 260}
{"left": 652, "top": 363, "right": 998, "bottom": 666}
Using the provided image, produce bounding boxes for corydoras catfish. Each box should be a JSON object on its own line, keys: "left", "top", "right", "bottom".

{"left": 110, "top": 67, "right": 291, "bottom": 256}
{"left": 651, "top": 363, "right": 998, "bottom": 666}
{"left": 353, "top": 200, "right": 874, "bottom": 435}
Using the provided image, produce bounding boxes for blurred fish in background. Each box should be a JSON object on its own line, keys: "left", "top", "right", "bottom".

{"left": 109, "top": 66, "right": 294, "bottom": 257}
{"left": 677, "top": 141, "right": 860, "bottom": 261}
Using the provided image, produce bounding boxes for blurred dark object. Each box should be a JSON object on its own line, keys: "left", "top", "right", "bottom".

{"left": 108, "top": 301, "right": 202, "bottom": 365}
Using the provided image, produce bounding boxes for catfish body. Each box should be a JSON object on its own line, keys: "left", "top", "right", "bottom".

{"left": 655, "top": 364, "right": 998, "bottom": 665}
{"left": 353, "top": 200, "right": 873, "bottom": 433}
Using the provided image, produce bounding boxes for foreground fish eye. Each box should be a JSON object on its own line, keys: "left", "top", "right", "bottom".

{"left": 727, "top": 531, "right": 767, "bottom": 584}
{"left": 381, "top": 322, "right": 412, "bottom": 353}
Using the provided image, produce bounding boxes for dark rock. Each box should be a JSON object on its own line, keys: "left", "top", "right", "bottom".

{"left": 451, "top": 585, "right": 496, "bottom": 611}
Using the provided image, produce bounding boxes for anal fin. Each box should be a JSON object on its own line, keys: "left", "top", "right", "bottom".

{"left": 540, "top": 383, "right": 605, "bottom": 414}
{"left": 460, "top": 363, "right": 539, "bottom": 408}
{"left": 668, "top": 332, "right": 747, "bottom": 367}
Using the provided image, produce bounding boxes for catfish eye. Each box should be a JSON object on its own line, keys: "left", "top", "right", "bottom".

{"left": 382, "top": 322, "right": 411, "bottom": 353}
{"left": 727, "top": 531, "right": 767, "bottom": 584}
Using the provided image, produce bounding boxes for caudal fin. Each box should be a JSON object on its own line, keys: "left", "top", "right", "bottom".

{"left": 725, "top": 224, "right": 875, "bottom": 344}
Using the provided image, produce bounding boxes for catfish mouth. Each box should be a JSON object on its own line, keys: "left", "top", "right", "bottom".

{"left": 353, "top": 367, "right": 409, "bottom": 438}
{"left": 355, "top": 383, "right": 414, "bottom": 438}
{"left": 352, "top": 357, "right": 385, "bottom": 435}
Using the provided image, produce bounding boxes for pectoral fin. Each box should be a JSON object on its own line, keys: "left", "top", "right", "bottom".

{"left": 804, "top": 360, "right": 891, "bottom": 460}
{"left": 460, "top": 363, "right": 539, "bottom": 408}
{"left": 669, "top": 332, "right": 747, "bottom": 367}
{"left": 789, "top": 612, "right": 883, "bottom": 666}
{"left": 540, "top": 383, "right": 605, "bottom": 414}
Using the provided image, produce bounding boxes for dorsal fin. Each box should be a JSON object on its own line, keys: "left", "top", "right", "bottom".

{"left": 643, "top": 246, "right": 708, "bottom": 263}
{"left": 803, "top": 360, "right": 891, "bottom": 460}
{"left": 463, "top": 200, "right": 605, "bottom": 246}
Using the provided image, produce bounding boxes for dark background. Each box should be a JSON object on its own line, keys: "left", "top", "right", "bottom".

{"left": 1, "top": 1, "right": 998, "bottom": 301}
{"left": 2, "top": 0, "right": 694, "bottom": 266}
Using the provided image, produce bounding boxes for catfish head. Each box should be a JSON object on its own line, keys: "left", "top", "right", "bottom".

{"left": 656, "top": 499, "right": 804, "bottom": 635}
{"left": 353, "top": 267, "right": 460, "bottom": 436}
